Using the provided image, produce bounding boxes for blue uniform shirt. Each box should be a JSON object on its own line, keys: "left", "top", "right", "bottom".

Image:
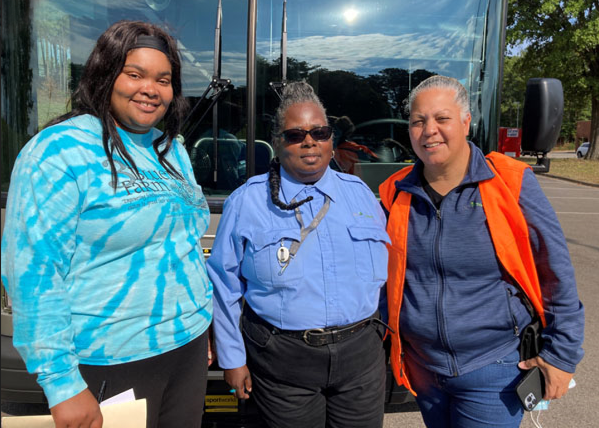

{"left": 207, "top": 166, "right": 390, "bottom": 369}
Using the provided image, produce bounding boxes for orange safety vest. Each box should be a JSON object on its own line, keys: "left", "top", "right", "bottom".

{"left": 379, "top": 152, "right": 547, "bottom": 393}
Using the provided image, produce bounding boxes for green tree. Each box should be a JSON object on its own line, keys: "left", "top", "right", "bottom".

{"left": 506, "top": 0, "right": 599, "bottom": 158}
{"left": 310, "top": 69, "right": 389, "bottom": 124}
{"left": 500, "top": 56, "right": 529, "bottom": 129}
{"left": 501, "top": 54, "right": 591, "bottom": 142}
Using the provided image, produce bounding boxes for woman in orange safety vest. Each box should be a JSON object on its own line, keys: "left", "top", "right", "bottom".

{"left": 379, "top": 75, "right": 584, "bottom": 427}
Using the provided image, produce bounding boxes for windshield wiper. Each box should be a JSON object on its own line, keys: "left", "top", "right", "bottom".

{"left": 182, "top": 0, "right": 231, "bottom": 182}
{"left": 269, "top": 0, "right": 287, "bottom": 100}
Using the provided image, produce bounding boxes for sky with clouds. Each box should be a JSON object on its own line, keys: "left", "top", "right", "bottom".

{"left": 34, "top": 0, "right": 495, "bottom": 94}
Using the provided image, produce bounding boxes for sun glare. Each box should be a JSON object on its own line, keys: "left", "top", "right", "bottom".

{"left": 344, "top": 8, "right": 359, "bottom": 23}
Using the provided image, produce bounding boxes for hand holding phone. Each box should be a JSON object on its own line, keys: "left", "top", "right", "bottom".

{"left": 516, "top": 366, "right": 545, "bottom": 411}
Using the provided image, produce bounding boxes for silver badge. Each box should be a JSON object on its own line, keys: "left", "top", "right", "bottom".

{"left": 277, "top": 245, "right": 290, "bottom": 264}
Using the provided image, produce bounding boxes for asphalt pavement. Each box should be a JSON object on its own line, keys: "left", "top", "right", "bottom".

{"left": 384, "top": 174, "right": 599, "bottom": 427}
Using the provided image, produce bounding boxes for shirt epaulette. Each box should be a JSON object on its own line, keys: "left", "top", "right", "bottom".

{"left": 336, "top": 170, "right": 361, "bottom": 182}
{"left": 336, "top": 170, "right": 372, "bottom": 191}
{"left": 245, "top": 172, "right": 269, "bottom": 185}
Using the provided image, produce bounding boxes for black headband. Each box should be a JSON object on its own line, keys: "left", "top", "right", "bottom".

{"left": 131, "top": 35, "right": 170, "bottom": 56}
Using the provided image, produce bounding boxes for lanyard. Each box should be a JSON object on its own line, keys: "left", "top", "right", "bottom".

{"left": 277, "top": 194, "right": 331, "bottom": 275}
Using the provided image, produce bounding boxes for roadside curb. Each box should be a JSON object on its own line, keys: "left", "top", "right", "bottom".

{"left": 539, "top": 173, "right": 599, "bottom": 188}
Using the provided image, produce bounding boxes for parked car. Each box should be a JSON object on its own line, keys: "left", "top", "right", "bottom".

{"left": 576, "top": 142, "right": 590, "bottom": 158}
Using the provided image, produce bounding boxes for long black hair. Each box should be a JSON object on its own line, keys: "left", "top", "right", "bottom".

{"left": 268, "top": 81, "right": 328, "bottom": 210}
{"left": 46, "top": 20, "right": 189, "bottom": 188}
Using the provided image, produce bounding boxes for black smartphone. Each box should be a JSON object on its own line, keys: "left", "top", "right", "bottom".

{"left": 516, "top": 367, "right": 545, "bottom": 411}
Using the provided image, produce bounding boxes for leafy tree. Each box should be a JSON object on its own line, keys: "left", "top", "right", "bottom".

{"left": 366, "top": 68, "right": 411, "bottom": 119}
{"left": 367, "top": 68, "right": 436, "bottom": 120}
{"left": 310, "top": 69, "right": 389, "bottom": 124}
{"left": 501, "top": 54, "right": 592, "bottom": 143}
{"left": 500, "top": 56, "right": 531, "bottom": 129}
{"left": 255, "top": 55, "right": 322, "bottom": 137}
{"left": 506, "top": 0, "right": 599, "bottom": 158}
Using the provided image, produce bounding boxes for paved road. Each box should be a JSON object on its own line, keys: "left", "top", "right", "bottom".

{"left": 384, "top": 175, "right": 599, "bottom": 427}
{"left": 548, "top": 150, "right": 576, "bottom": 159}
{"left": 520, "top": 150, "right": 575, "bottom": 160}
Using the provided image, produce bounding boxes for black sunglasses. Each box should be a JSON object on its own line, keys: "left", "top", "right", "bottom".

{"left": 280, "top": 126, "right": 333, "bottom": 144}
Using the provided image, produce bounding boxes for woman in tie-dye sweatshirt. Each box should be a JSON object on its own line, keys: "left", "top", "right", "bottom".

{"left": 1, "top": 21, "right": 212, "bottom": 428}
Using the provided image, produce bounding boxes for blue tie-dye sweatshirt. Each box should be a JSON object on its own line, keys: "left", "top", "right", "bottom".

{"left": 1, "top": 115, "right": 212, "bottom": 407}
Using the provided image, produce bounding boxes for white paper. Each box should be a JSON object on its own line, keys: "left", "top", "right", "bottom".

{"left": 2, "top": 398, "right": 147, "bottom": 428}
{"left": 100, "top": 388, "right": 136, "bottom": 407}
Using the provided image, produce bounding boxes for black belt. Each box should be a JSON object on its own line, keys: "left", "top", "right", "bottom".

{"left": 243, "top": 304, "right": 383, "bottom": 347}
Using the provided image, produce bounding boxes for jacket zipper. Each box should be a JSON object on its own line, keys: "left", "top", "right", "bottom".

{"left": 434, "top": 206, "right": 459, "bottom": 376}
{"left": 506, "top": 288, "right": 520, "bottom": 337}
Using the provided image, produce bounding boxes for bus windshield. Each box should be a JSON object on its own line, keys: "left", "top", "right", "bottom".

{"left": 1, "top": 0, "right": 505, "bottom": 197}
{"left": 253, "top": 0, "right": 504, "bottom": 193}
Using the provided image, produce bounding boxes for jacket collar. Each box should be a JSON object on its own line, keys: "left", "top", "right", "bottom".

{"left": 395, "top": 141, "right": 495, "bottom": 195}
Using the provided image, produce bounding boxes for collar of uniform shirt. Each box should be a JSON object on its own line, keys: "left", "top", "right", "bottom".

{"left": 279, "top": 166, "right": 337, "bottom": 204}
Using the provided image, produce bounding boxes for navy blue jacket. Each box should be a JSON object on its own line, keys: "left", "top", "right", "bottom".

{"left": 397, "top": 143, "right": 584, "bottom": 376}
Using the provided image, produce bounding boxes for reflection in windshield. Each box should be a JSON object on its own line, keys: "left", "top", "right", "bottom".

{"left": 2, "top": 0, "right": 503, "bottom": 196}
{"left": 258, "top": 0, "right": 486, "bottom": 77}
{"left": 256, "top": 0, "right": 501, "bottom": 178}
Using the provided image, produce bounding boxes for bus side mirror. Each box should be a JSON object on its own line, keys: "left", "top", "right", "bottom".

{"left": 521, "top": 78, "right": 564, "bottom": 172}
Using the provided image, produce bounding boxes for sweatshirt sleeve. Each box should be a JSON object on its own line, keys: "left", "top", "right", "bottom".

{"left": 1, "top": 143, "right": 87, "bottom": 407}
{"left": 519, "top": 169, "right": 585, "bottom": 373}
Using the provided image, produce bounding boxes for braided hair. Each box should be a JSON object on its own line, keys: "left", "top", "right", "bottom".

{"left": 268, "top": 158, "right": 313, "bottom": 210}
{"left": 268, "top": 81, "right": 327, "bottom": 211}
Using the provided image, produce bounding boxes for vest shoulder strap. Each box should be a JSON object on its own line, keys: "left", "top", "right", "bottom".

{"left": 379, "top": 165, "right": 414, "bottom": 212}
{"left": 481, "top": 152, "right": 546, "bottom": 326}
{"left": 485, "top": 151, "right": 531, "bottom": 202}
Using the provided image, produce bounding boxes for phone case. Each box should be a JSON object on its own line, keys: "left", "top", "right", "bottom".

{"left": 516, "top": 367, "right": 545, "bottom": 411}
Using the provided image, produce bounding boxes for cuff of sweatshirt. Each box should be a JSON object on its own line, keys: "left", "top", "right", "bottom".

{"left": 538, "top": 348, "right": 578, "bottom": 374}
{"left": 39, "top": 366, "right": 88, "bottom": 408}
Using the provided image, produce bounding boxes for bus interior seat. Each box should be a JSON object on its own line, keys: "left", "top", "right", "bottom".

{"left": 190, "top": 138, "right": 274, "bottom": 189}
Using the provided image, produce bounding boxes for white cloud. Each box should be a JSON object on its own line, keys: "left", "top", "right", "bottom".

{"left": 257, "top": 31, "right": 477, "bottom": 75}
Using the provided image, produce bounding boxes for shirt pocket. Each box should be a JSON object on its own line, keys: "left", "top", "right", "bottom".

{"left": 249, "top": 228, "right": 303, "bottom": 287}
{"left": 347, "top": 225, "right": 390, "bottom": 283}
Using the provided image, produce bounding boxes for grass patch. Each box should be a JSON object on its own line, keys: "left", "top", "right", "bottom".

{"left": 517, "top": 158, "right": 599, "bottom": 185}
{"left": 553, "top": 142, "right": 576, "bottom": 151}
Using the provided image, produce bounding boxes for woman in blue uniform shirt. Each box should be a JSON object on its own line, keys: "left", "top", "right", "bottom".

{"left": 207, "top": 81, "right": 390, "bottom": 428}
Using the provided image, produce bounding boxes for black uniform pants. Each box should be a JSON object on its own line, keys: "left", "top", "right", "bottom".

{"left": 79, "top": 330, "right": 209, "bottom": 428}
{"left": 242, "top": 308, "right": 386, "bottom": 428}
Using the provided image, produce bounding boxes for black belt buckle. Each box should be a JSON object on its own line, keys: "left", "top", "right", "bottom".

{"left": 303, "top": 328, "right": 326, "bottom": 345}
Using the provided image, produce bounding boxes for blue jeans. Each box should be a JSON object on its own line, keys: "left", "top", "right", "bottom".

{"left": 405, "top": 349, "right": 525, "bottom": 428}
